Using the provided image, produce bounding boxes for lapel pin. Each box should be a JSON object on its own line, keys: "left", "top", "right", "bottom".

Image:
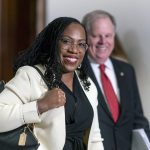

{"left": 120, "top": 72, "right": 124, "bottom": 76}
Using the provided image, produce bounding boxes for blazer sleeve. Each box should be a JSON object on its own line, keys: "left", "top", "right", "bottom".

{"left": 0, "top": 66, "right": 44, "bottom": 132}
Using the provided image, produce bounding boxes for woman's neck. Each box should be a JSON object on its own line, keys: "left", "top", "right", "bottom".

{"left": 61, "top": 72, "right": 74, "bottom": 91}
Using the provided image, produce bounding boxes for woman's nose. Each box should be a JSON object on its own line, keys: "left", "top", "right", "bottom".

{"left": 68, "top": 44, "right": 78, "bottom": 53}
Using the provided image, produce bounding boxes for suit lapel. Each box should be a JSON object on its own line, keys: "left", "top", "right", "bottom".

{"left": 111, "top": 58, "right": 130, "bottom": 122}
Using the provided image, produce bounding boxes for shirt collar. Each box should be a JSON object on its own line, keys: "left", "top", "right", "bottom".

{"left": 88, "top": 55, "right": 113, "bottom": 71}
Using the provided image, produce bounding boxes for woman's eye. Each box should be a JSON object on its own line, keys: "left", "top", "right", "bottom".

{"left": 61, "top": 38, "right": 71, "bottom": 44}
{"left": 78, "top": 43, "right": 86, "bottom": 48}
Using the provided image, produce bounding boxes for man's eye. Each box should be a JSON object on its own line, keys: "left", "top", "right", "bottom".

{"left": 106, "top": 34, "right": 113, "bottom": 38}
{"left": 91, "top": 34, "right": 97, "bottom": 38}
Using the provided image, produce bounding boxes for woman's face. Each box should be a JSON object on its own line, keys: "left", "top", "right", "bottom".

{"left": 59, "top": 23, "right": 87, "bottom": 73}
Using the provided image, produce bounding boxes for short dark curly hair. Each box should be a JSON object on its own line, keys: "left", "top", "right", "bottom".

{"left": 13, "top": 17, "right": 90, "bottom": 90}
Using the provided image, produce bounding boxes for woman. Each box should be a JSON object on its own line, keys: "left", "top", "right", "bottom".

{"left": 0, "top": 17, "right": 104, "bottom": 150}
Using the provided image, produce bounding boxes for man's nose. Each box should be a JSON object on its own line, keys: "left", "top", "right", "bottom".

{"left": 98, "top": 36, "right": 105, "bottom": 44}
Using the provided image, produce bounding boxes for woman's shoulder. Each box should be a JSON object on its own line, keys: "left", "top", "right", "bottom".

{"left": 15, "top": 65, "right": 45, "bottom": 77}
{"left": 18, "top": 65, "right": 45, "bottom": 72}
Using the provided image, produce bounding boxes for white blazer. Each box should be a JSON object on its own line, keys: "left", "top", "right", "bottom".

{"left": 0, "top": 65, "right": 104, "bottom": 150}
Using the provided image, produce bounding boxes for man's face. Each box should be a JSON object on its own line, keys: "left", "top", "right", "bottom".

{"left": 87, "top": 17, "right": 115, "bottom": 64}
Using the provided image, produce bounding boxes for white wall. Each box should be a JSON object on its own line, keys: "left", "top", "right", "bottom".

{"left": 46, "top": 0, "right": 150, "bottom": 122}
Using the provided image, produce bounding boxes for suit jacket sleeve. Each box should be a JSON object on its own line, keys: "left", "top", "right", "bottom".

{"left": 130, "top": 66, "right": 150, "bottom": 140}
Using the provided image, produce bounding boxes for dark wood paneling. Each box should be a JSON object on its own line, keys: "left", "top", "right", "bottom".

{"left": 0, "top": 0, "right": 36, "bottom": 81}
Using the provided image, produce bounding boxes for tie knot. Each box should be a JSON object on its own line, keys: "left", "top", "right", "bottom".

{"left": 100, "top": 64, "right": 105, "bottom": 72}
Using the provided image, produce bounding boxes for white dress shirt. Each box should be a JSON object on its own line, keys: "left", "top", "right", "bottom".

{"left": 88, "top": 56, "right": 120, "bottom": 103}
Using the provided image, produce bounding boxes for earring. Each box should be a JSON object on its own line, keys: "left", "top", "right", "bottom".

{"left": 78, "top": 64, "right": 82, "bottom": 69}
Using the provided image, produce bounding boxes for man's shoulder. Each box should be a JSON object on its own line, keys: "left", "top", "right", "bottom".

{"left": 111, "top": 57, "right": 133, "bottom": 69}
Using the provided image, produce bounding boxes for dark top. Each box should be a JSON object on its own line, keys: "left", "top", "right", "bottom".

{"left": 61, "top": 74, "right": 93, "bottom": 150}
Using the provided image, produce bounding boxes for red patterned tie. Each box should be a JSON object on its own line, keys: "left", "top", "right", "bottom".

{"left": 100, "top": 64, "right": 119, "bottom": 122}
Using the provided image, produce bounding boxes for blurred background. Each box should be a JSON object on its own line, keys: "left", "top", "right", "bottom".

{"left": 0, "top": 0, "right": 150, "bottom": 122}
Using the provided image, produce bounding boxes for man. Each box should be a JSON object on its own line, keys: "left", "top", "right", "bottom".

{"left": 82, "top": 10, "right": 150, "bottom": 150}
